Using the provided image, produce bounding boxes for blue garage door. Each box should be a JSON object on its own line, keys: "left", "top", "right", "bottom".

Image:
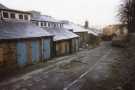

{"left": 16, "top": 42, "right": 28, "bottom": 66}
{"left": 31, "top": 41, "right": 40, "bottom": 63}
{"left": 43, "top": 39, "right": 51, "bottom": 60}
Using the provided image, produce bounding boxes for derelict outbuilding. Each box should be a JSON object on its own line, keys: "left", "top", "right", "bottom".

{"left": 0, "top": 22, "right": 53, "bottom": 68}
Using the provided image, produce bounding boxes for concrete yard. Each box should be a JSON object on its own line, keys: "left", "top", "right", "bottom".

{"left": 0, "top": 42, "right": 131, "bottom": 90}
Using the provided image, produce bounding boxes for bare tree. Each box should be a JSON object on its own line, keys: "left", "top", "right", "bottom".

{"left": 119, "top": 0, "right": 135, "bottom": 32}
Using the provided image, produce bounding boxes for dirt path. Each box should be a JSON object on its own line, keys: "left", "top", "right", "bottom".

{"left": 0, "top": 42, "right": 126, "bottom": 90}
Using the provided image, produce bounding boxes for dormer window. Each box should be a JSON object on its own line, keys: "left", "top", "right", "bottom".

{"left": 69, "top": 29, "right": 73, "bottom": 32}
{"left": 44, "top": 22, "right": 47, "bottom": 27}
{"left": 10, "top": 13, "right": 15, "bottom": 19}
{"left": 24, "top": 15, "right": 28, "bottom": 20}
{"left": 19, "top": 14, "right": 23, "bottom": 20}
{"left": 3, "top": 12, "right": 9, "bottom": 18}
{"left": 41, "top": 22, "right": 44, "bottom": 27}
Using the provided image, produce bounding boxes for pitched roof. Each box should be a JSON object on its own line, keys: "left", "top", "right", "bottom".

{"left": 64, "top": 22, "right": 88, "bottom": 33}
{"left": 32, "top": 15, "right": 61, "bottom": 23}
{"left": 0, "top": 22, "right": 53, "bottom": 40}
{"left": 43, "top": 27, "right": 79, "bottom": 41}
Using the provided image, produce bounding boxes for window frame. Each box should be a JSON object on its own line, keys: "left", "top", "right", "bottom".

{"left": 3, "top": 11, "right": 9, "bottom": 19}
{"left": 44, "top": 22, "right": 47, "bottom": 27}
{"left": 19, "top": 14, "right": 24, "bottom": 20}
{"left": 41, "top": 21, "right": 44, "bottom": 27}
{"left": 10, "top": 13, "right": 16, "bottom": 19}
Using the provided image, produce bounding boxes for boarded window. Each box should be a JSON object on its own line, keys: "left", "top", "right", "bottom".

{"left": 3, "top": 12, "right": 9, "bottom": 18}
{"left": 0, "top": 48, "right": 3, "bottom": 65}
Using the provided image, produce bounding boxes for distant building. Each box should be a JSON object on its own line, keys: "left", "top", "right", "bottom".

{"left": 63, "top": 21, "right": 89, "bottom": 48}
{"left": 31, "top": 12, "right": 79, "bottom": 56}
{"left": 103, "top": 24, "right": 128, "bottom": 40}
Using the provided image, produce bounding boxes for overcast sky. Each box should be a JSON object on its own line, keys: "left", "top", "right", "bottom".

{"left": 0, "top": 0, "right": 121, "bottom": 28}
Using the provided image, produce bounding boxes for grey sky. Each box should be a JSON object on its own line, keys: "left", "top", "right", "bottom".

{"left": 0, "top": 0, "right": 121, "bottom": 27}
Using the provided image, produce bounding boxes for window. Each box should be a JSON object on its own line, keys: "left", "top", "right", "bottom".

{"left": 19, "top": 14, "right": 23, "bottom": 19}
{"left": 44, "top": 22, "right": 47, "bottom": 27}
{"left": 69, "top": 29, "right": 73, "bottom": 32}
{"left": 41, "top": 22, "right": 44, "bottom": 27}
{"left": 24, "top": 15, "right": 28, "bottom": 20}
{"left": 10, "top": 13, "right": 15, "bottom": 19}
{"left": 3, "top": 12, "right": 9, "bottom": 18}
